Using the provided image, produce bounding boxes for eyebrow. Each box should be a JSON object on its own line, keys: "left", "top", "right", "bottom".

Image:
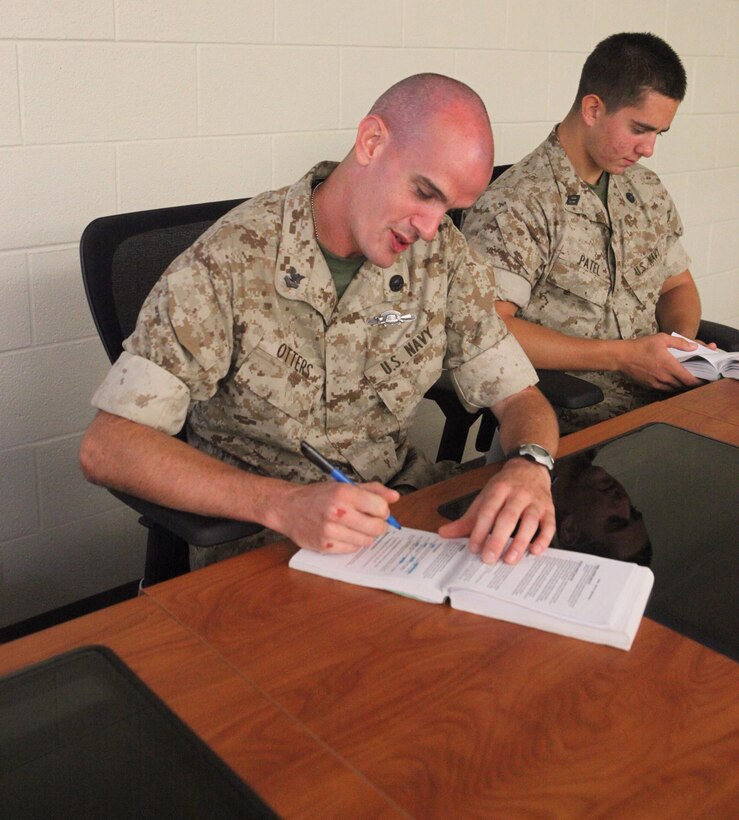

{"left": 416, "top": 175, "right": 449, "bottom": 205}
{"left": 632, "top": 119, "right": 671, "bottom": 134}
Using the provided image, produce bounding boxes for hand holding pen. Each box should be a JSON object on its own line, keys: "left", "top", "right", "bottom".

{"left": 300, "top": 440, "right": 401, "bottom": 530}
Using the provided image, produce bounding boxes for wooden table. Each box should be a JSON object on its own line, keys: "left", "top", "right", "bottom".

{"left": 2, "top": 380, "right": 738, "bottom": 818}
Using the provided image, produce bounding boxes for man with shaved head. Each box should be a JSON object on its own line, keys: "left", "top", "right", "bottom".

{"left": 81, "top": 73, "right": 558, "bottom": 570}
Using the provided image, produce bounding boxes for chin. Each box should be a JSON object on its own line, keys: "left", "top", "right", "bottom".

{"left": 373, "top": 246, "right": 404, "bottom": 269}
{"left": 366, "top": 253, "right": 394, "bottom": 269}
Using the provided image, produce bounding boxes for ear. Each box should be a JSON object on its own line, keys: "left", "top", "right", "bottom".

{"left": 355, "top": 114, "right": 388, "bottom": 167}
{"left": 558, "top": 513, "right": 581, "bottom": 548}
{"left": 581, "top": 94, "right": 606, "bottom": 127}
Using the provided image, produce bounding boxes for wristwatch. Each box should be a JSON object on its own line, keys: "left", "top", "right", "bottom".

{"left": 505, "top": 443, "right": 555, "bottom": 472}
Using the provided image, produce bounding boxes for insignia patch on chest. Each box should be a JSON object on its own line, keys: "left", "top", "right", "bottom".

{"left": 367, "top": 310, "right": 415, "bottom": 326}
{"left": 566, "top": 194, "right": 580, "bottom": 205}
{"left": 284, "top": 268, "right": 305, "bottom": 289}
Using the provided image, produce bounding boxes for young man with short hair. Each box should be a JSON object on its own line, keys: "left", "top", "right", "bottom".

{"left": 463, "top": 33, "right": 705, "bottom": 433}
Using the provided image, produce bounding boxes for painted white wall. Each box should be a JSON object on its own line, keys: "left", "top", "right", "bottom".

{"left": 1, "top": 0, "right": 737, "bottom": 626}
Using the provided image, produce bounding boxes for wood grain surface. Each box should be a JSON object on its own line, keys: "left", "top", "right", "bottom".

{"left": 3, "top": 380, "right": 737, "bottom": 818}
{"left": 0, "top": 595, "right": 406, "bottom": 817}
{"left": 143, "top": 381, "right": 739, "bottom": 817}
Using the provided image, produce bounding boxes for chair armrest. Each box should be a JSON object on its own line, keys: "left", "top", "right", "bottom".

{"left": 535, "top": 369, "right": 604, "bottom": 409}
{"left": 698, "top": 320, "right": 739, "bottom": 353}
{"left": 425, "top": 369, "right": 603, "bottom": 411}
{"left": 424, "top": 370, "right": 470, "bottom": 416}
{"left": 423, "top": 369, "right": 604, "bottom": 462}
{"left": 110, "top": 490, "right": 263, "bottom": 547}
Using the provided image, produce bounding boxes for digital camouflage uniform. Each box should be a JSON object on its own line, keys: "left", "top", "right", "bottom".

{"left": 463, "top": 129, "right": 691, "bottom": 434}
{"left": 93, "top": 162, "right": 537, "bottom": 565}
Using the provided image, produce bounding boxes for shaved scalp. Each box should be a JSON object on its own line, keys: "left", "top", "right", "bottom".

{"left": 368, "top": 73, "right": 493, "bottom": 158}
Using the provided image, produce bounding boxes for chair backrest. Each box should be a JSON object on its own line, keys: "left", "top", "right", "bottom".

{"left": 80, "top": 198, "right": 246, "bottom": 364}
{"left": 448, "top": 163, "right": 512, "bottom": 229}
{"left": 491, "top": 163, "right": 512, "bottom": 183}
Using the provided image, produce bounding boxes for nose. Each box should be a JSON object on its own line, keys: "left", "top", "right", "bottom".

{"left": 411, "top": 204, "right": 446, "bottom": 242}
{"left": 636, "top": 133, "right": 657, "bottom": 158}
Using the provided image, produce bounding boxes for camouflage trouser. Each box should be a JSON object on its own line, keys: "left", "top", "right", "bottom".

{"left": 188, "top": 432, "right": 465, "bottom": 569}
{"left": 555, "top": 370, "right": 666, "bottom": 435}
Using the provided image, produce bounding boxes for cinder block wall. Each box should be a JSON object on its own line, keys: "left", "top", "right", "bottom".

{"left": 1, "top": 0, "right": 737, "bottom": 626}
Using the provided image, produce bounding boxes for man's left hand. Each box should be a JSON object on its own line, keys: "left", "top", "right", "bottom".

{"left": 437, "top": 457, "right": 555, "bottom": 564}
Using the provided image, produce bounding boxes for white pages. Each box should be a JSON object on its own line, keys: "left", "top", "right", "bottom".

{"left": 668, "top": 333, "right": 739, "bottom": 380}
{"left": 289, "top": 527, "right": 654, "bottom": 650}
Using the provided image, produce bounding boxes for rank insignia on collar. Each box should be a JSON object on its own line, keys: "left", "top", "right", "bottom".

{"left": 367, "top": 310, "right": 414, "bottom": 326}
{"left": 284, "top": 268, "right": 305, "bottom": 289}
{"left": 566, "top": 194, "right": 580, "bottom": 205}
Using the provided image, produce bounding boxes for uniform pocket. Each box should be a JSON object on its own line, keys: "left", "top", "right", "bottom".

{"left": 621, "top": 244, "right": 667, "bottom": 310}
{"left": 234, "top": 345, "right": 324, "bottom": 424}
{"left": 364, "top": 356, "right": 439, "bottom": 427}
{"left": 547, "top": 254, "right": 610, "bottom": 307}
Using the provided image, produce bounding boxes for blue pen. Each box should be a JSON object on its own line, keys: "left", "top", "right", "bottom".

{"left": 300, "top": 440, "right": 402, "bottom": 529}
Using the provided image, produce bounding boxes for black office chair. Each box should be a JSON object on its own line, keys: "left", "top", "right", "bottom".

{"left": 698, "top": 320, "right": 739, "bottom": 352}
{"left": 81, "top": 198, "right": 265, "bottom": 586}
{"left": 426, "top": 368, "right": 603, "bottom": 462}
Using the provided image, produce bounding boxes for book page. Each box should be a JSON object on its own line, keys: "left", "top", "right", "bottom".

{"left": 668, "top": 333, "right": 725, "bottom": 361}
{"left": 668, "top": 333, "right": 738, "bottom": 380}
{"left": 288, "top": 528, "right": 469, "bottom": 601}
{"left": 717, "top": 357, "right": 739, "bottom": 378}
{"left": 343, "top": 528, "right": 468, "bottom": 583}
{"left": 449, "top": 549, "right": 637, "bottom": 627}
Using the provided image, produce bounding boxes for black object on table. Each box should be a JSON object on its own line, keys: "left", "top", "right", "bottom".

{"left": 1, "top": 645, "right": 278, "bottom": 820}
{"left": 438, "top": 423, "right": 739, "bottom": 661}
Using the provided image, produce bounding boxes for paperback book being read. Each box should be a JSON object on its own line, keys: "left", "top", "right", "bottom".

{"left": 289, "top": 527, "right": 654, "bottom": 650}
{"left": 669, "top": 333, "right": 739, "bottom": 381}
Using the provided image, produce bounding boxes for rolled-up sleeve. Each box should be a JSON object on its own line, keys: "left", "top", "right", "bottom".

{"left": 665, "top": 231, "right": 690, "bottom": 278}
{"left": 451, "top": 331, "right": 537, "bottom": 411}
{"left": 90, "top": 225, "right": 237, "bottom": 434}
{"left": 91, "top": 351, "right": 191, "bottom": 435}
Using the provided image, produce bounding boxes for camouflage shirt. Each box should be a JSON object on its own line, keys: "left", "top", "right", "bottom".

{"left": 92, "top": 162, "right": 536, "bottom": 484}
{"left": 462, "top": 129, "right": 691, "bottom": 432}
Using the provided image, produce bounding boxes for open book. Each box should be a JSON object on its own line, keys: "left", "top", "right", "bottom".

{"left": 289, "top": 528, "right": 654, "bottom": 650}
{"left": 669, "top": 333, "right": 738, "bottom": 381}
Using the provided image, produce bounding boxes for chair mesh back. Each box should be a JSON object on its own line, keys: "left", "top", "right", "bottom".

{"left": 81, "top": 198, "right": 245, "bottom": 364}
{"left": 111, "top": 221, "right": 213, "bottom": 341}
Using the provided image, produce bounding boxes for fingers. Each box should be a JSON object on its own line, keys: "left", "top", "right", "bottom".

{"left": 655, "top": 359, "right": 703, "bottom": 390}
{"left": 626, "top": 335, "right": 704, "bottom": 390}
{"left": 474, "top": 496, "right": 550, "bottom": 565}
{"left": 361, "top": 482, "right": 401, "bottom": 504}
{"left": 665, "top": 334, "right": 698, "bottom": 352}
{"left": 292, "top": 482, "right": 394, "bottom": 554}
{"left": 438, "top": 464, "right": 555, "bottom": 566}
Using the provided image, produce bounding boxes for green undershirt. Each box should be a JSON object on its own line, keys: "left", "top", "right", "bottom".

{"left": 588, "top": 171, "right": 610, "bottom": 209}
{"left": 317, "top": 240, "right": 366, "bottom": 300}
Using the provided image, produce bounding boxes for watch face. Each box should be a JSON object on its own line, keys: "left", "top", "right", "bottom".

{"left": 518, "top": 444, "right": 554, "bottom": 470}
